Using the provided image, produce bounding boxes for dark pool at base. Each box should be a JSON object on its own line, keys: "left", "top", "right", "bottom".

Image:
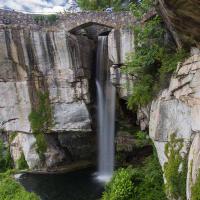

{"left": 19, "top": 168, "right": 104, "bottom": 200}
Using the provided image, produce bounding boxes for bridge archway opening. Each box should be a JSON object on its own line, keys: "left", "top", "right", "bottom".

{"left": 69, "top": 22, "right": 113, "bottom": 39}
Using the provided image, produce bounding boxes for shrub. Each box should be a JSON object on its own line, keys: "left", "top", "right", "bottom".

{"left": 125, "top": 0, "right": 188, "bottom": 109}
{"left": 135, "top": 131, "right": 147, "bottom": 140}
{"left": 103, "top": 147, "right": 167, "bottom": 200}
{"left": 0, "top": 173, "right": 40, "bottom": 200}
{"left": 164, "top": 133, "right": 187, "bottom": 200}
{"left": 134, "top": 131, "right": 150, "bottom": 148}
{"left": 102, "top": 168, "right": 134, "bottom": 200}
{"left": 17, "top": 153, "right": 29, "bottom": 170}
{"left": 131, "top": 149, "right": 167, "bottom": 200}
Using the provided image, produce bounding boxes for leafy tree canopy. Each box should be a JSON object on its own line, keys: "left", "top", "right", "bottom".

{"left": 77, "top": 0, "right": 123, "bottom": 11}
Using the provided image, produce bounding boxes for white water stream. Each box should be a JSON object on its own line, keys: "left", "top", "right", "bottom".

{"left": 96, "top": 36, "right": 116, "bottom": 182}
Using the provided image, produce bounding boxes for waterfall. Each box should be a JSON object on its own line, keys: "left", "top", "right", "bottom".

{"left": 96, "top": 36, "right": 116, "bottom": 182}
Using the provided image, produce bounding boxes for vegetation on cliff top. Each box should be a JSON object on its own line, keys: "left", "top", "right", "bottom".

{"left": 77, "top": 0, "right": 123, "bottom": 11}
{"left": 102, "top": 147, "right": 167, "bottom": 200}
{"left": 125, "top": 0, "right": 188, "bottom": 109}
{"left": 33, "top": 14, "right": 59, "bottom": 24}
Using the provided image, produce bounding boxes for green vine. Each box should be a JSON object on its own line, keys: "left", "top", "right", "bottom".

{"left": 17, "top": 152, "right": 29, "bottom": 170}
{"left": 28, "top": 91, "right": 52, "bottom": 160}
{"left": 164, "top": 133, "right": 187, "bottom": 200}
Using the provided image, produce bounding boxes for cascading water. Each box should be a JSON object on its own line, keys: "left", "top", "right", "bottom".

{"left": 96, "top": 36, "right": 116, "bottom": 182}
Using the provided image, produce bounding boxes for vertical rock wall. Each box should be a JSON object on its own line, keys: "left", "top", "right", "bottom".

{"left": 108, "top": 28, "right": 135, "bottom": 99}
{"left": 0, "top": 27, "right": 96, "bottom": 169}
{"left": 147, "top": 53, "right": 200, "bottom": 199}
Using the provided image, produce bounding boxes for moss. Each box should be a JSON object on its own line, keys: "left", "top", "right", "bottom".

{"left": 164, "top": 133, "right": 187, "bottom": 200}
{"left": 191, "top": 168, "right": 200, "bottom": 200}
{"left": 0, "top": 172, "right": 40, "bottom": 200}
{"left": 28, "top": 91, "right": 52, "bottom": 160}
{"left": 17, "top": 152, "right": 29, "bottom": 170}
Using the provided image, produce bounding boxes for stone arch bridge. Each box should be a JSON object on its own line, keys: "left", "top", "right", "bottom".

{"left": 0, "top": 9, "right": 136, "bottom": 31}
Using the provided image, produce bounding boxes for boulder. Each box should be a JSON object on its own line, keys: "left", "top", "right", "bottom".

{"left": 10, "top": 133, "right": 40, "bottom": 169}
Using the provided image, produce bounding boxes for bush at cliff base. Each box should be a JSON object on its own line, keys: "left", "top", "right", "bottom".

{"left": 0, "top": 172, "right": 40, "bottom": 200}
{"left": 102, "top": 149, "right": 167, "bottom": 200}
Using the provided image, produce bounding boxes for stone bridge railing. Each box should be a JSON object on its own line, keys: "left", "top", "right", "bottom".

{"left": 0, "top": 9, "right": 136, "bottom": 30}
{"left": 58, "top": 11, "right": 135, "bottom": 31}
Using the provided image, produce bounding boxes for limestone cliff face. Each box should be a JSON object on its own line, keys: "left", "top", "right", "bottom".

{"left": 145, "top": 52, "right": 200, "bottom": 199}
{"left": 108, "top": 28, "right": 135, "bottom": 99}
{"left": 0, "top": 27, "right": 95, "bottom": 169}
{"left": 0, "top": 28, "right": 93, "bottom": 133}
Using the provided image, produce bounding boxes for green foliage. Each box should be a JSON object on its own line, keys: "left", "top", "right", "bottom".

{"left": 29, "top": 91, "right": 52, "bottom": 160}
{"left": 33, "top": 14, "right": 58, "bottom": 24}
{"left": 129, "top": 0, "right": 154, "bottom": 19}
{"left": 134, "top": 131, "right": 150, "bottom": 148}
{"left": 29, "top": 92, "right": 52, "bottom": 134}
{"left": 0, "top": 139, "right": 13, "bottom": 172}
{"left": 127, "top": 75, "right": 154, "bottom": 109}
{"left": 164, "top": 133, "right": 187, "bottom": 200}
{"left": 191, "top": 169, "right": 200, "bottom": 200}
{"left": 135, "top": 131, "right": 147, "bottom": 140}
{"left": 126, "top": 0, "right": 188, "bottom": 109}
{"left": 17, "top": 153, "right": 29, "bottom": 170}
{"left": 103, "top": 148, "right": 167, "bottom": 200}
{"left": 102, "top": 168, "right": 134, "bottom": 200}
{"left": 77, "top": 0, "right": 122, "bottom": 11}
{"left": 0, "top": 173, "right": 40, "bottom": 200}
{"left": 35, "top": 133, "right": 47, "bottom": 160}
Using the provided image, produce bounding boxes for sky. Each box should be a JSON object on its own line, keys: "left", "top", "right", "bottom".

{"left": 0, "top": 0, "right": 73, "bottom": 13}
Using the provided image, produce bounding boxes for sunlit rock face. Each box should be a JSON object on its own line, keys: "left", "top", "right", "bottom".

{"left": 10, "top": 133, "right": 40, "bottom": 169}
{"left": 157, "top": 0, "right": 200, "bottom": 47}
{"left": 108, "top": 28, "right": 135, "bottom": 99}
{"left": 148, "top": 53, "right": 200, "bottom": 199}
{"left": 0, "top": 29, "right": 94, "bottom": 133}
{"left": 0, "top": 27, "right": 95, "bottom": 169}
